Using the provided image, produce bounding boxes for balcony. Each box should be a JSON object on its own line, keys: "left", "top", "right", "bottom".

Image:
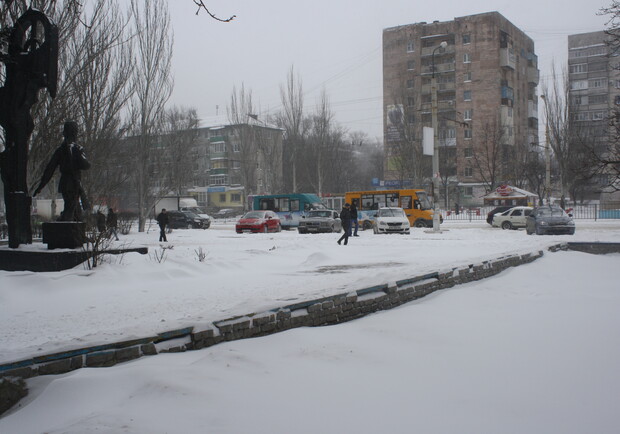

{"left": 500, "top": 48, "right": 516, "bottom": 70}
{"left": 421, "top": 81, "right": 456, "bottom": 94}
{"left": 421, "top": 62, "right": 456, "bottom": 75}
{"left": 527, "top": 66, "right": 539, "bottom": 85}
{"left": 209, "top": 168, "right": 229, "bottom": 175}
{"left": 528, "top": 100, "right": 538, "bottom": 119}
{"left": 420, "top": 44, "right": 455, "bottom": 57}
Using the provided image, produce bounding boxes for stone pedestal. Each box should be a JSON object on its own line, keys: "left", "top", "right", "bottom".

{"left": 42, "top": 222, "right": 86, "bottom": 249}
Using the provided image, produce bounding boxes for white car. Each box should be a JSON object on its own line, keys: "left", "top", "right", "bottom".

{"left": 492, "top": 206, "right": 533, "bottom": 230}
{"left": 373, "top": 207, "right": 411, "bottom": 234}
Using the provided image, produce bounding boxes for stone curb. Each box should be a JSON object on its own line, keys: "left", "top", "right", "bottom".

{"left": 1, "top": 247, "right": 551, "bottom": 381}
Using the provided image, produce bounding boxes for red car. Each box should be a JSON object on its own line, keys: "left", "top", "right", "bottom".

{"left": 236, "top": 210, "right": 282, "bottom": 233}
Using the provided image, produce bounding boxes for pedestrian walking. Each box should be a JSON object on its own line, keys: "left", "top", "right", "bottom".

{"left": 96, "top": 210, "right": 106, "bottom": 233}
{"left": 156, "top": 208, "right": 169, "bottom": 242}
{"left": 107, "top": 208, "right": 119, "bottom": 240}
{"left": 350, "top": 200, "right": 359, "bottom": 236}
{"left": 337, "top": 203, "right": 351, "bottom": 245}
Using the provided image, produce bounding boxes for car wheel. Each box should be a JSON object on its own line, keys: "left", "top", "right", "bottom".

{"left": 414, "top": 220, "right": 426, "bottom": 228}
{"left": 363, "top": 221, "right": 372, "bottom": 230}
{"left": 501, "top": 221, "right": 512, "bottom": 230}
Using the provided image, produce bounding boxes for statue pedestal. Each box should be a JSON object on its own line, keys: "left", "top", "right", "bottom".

{"left": 42, "top": 222, "right": 86, "bottom": 249}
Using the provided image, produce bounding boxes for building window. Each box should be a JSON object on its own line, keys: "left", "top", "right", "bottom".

{"left": 210, "top": 142, "right": 226, "bottom": 153}
{"left": 570, "top": 80, "right": 588, "bottom": 90}
{"left": 210, "top": 175, "right": 228, "bottom": 185}
{"left": 463, "top": 53, "right": 471, "bottom": 63}
{"left": 407, "top": 97, "right": 415, "bottom": 107}
{"left": 464, "top": 90, "right": 472, "bottom": 101}
{"left": 232, "top": 143, "right": 240, "bottom": 152}
{"left": 464, "top": 109, "right": 473, "bottom": 120}
{"left": 508, "top": 107, "right": 513, "bottom": 117}
{"left": 464, "top": 128, "right": 472, "bottom": 139}
{"left": 231, "top": 160, "right": 241, "bottom": 169}
{"left": 464, "top": 167, "right": 473, "bottom": 177}
{"left": 231, "top": 194, "right": 241, "bottom": 202}
{"left": 464, "top": 71, "right": 472, "bottom": 82}
{"left": 407, "top": 114, "right": 415, "bottom": 124}
{"left": 464, "top": 147, "right": 473, "bottom": 158}
{"left": 590, "top": 78, "right": 605, "bottom": 89}
{"left": 592, "top": 111, "right": 606, "bottom": 121}
{"left": 407, "top": 60, "right": 415, "bottom": 70}
{"left": 407, "top": 41, "right": 415, "bottom": 52}
{"left": 463, "top": 186, "right": 473, "bottom": 196}
{"left": 569, "top": 63, "right": 587, "bottom": 74}
{"left": 589, "top": 94, "right": 606, "bottom": 105}
{"left": 462, "top": 34, "right": 471, "bottom": 44}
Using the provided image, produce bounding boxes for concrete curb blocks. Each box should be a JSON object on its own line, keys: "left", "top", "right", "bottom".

{"left": 4, "top": 243, "right": 615, "bottom": 402}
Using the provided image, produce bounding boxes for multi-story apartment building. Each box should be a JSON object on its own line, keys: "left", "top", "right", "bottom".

{"left": 189, "top": 117, "right": 284, "bottom": 207}
{"left": 568, "top": 31, "right": 619, "bottom": 199}
{"left": 383, "top": 12, "right": 539, "bottom": 206}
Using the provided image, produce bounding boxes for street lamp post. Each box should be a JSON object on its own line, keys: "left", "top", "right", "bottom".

{"left": 540, "top": 95, "right": 551, "bottom": 205}
{"left": 431, "top": 41, "right": 447, "bottom": 232}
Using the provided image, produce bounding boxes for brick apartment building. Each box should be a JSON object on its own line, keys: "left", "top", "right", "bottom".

{"left": 383, "top": 11, "right": 539, "bottom": 207}
{"left": 568, "top": 30, "right": 619, "bottom": 199}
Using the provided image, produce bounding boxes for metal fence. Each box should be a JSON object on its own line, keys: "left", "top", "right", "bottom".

{"left": 443, "top": 205, "right": 620, "bottom": 221}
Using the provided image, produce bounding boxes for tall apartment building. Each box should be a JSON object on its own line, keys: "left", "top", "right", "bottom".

{"left": 383, "top": 12, "right": 539, "bottom": 206}
{"left": 568, "top": 31, "right": 619, "bottom": 197}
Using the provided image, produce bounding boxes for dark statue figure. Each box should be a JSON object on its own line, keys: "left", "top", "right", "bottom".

{"left": 33, "top": 121, "right": 91, "bottom": 221}
{"left": 0, "top": 9, "right": 58, "bottom": 248}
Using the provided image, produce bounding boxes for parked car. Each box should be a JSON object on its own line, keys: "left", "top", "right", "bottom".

{"left": 236, "top": 210, "right": 281, "bottom": 233}
{"left": 298, "top": 210, "right": 342, "bottom": 234}
{"left": 167, "top": 210, "right": 203, "bottom": 229}
{"left": 373, "top": 207, "right": 411, "bottom": 234}
{"left": 180, "top": 210, "right": 210, "bottom": 229}
{"left": 358, "top": 210, "right": 378, "bottom": 230}
{"left": 486, "top": 206, "right": 512, "bottom": 225}
{"left": 180, "top": 207, "right": 211, "bottom": 228}
{"left": 526, "top": 206, "right": 576, "bottom": 235}
{"left": 215, "top": 208, "right": 240, "bottom": 219}
{"left": 492, "top": 206, "right": 533, "bottom": 230}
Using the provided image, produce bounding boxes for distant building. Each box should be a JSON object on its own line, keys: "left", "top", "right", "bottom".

{"left": 567, "top": 30, "right": 618, "bottom": 199}
{"left": 382, "top": 12, "right": 539, "bottom": 206}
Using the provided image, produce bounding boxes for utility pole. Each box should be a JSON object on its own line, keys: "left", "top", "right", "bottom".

{"left": 431, "top": 41, "right": 447, "bottom": 232}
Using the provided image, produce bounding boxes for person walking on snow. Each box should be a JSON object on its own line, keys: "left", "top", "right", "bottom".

{"left": 337, "top": 203, "right": 351, "bottom": 245}
{"left": 350, "top": 200, "right": 359, "bottom": 236}
{"left": 156, "top": 208, "right": 169, "bottom": 242}
{"left": 107, "top": 208, "right": 119, "bottom": 240}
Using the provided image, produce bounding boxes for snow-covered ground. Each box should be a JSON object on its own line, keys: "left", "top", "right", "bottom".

{"left": 0, "top": 219, "right": 619, "bottom": 433}
{"left": 1, "top": 219, "right": 618, "bottom": 365}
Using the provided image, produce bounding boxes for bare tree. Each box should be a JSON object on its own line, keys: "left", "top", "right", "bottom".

{"left": 468, "top": 117, "right": 509, "bottom": 193}
{"left": 161, "top": 106, "right": 199, "bottom": 196}
{"left": 227, "top": 83, "right": 259, "bottom": 194}
{"left": 278, "top": 66, "right": 305, "bottom": 192}
{"left": 305, "top": 89, "right": 334, "bottom": 196}
{"left": 127, "top": 0, "right": 173, "bottom": 232}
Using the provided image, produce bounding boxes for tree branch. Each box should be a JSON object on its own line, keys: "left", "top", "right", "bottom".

{"left": 193, "top": 0, "right": 235, "bottom": 22}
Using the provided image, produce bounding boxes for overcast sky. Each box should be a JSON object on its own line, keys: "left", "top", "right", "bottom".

{"left": 168, "top": 0, "right": 610, "bottom": 141}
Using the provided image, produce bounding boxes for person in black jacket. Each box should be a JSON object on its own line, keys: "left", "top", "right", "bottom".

{"left": 156, "top": 209, "right": 169, "bottom": 242}
{"left": 107, "top": 208, "right": 119, "bottom": 240}
{"left": 337, "top": 203, "right": 351, "bottom": 245}
{"left": 350, "top": 200, "right": 359, "bottom": 236}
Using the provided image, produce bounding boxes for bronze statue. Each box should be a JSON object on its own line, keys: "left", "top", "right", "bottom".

{"left": 0, "top": 9, "right": 58, "bottom": 247}
{"left": 33, "top": 121, "right": 91, "bottom": 221}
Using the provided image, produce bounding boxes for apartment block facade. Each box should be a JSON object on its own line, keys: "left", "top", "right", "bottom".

{"left": 568, "top": 31, "right": 619, "bottom": 196}
{"left": 383, "top": 12, "right": 539, "bottom": 206}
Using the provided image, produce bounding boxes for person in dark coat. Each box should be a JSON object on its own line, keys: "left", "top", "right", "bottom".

{"left": 107, "top": 208, "right": 119, "bottom": 240}
{"left": 337, "top": 203, "right": 351, "bottom": 245}
{"left": 96, "top": 210, "right": 106, "bottom": 233}
{"left": 33, "top": 121, "right": 91, "bottom": 221}
{"left": 156, "top": 208, "right": 169, "bottom": 242}
{"left": 350, "top": 200, "right": 359, "bottom": 236}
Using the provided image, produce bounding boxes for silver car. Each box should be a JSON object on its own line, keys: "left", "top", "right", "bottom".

{"left": 298, "top": 210, "right": 342, "bottom": 234}
{"left": 492, "top": 206, "right": 533, "bottom": 230}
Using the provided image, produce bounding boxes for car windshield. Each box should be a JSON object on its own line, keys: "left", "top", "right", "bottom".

{"left": 308, "top": 210, "right": 331, "bottom": 218}
{"left": 184, "top": 212, "right": 198, "bottom": 218}
{"left": 538, "top": 207, "right": 568, "bottom": 217}
{"left": 378, "top": 208, "right": 405, "bottom": 217}
{"left": 243, "top": 211, "right": 265, "bottom": 219}
{"left": 310, "top": 202, "right": 327, "bottom": 210}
